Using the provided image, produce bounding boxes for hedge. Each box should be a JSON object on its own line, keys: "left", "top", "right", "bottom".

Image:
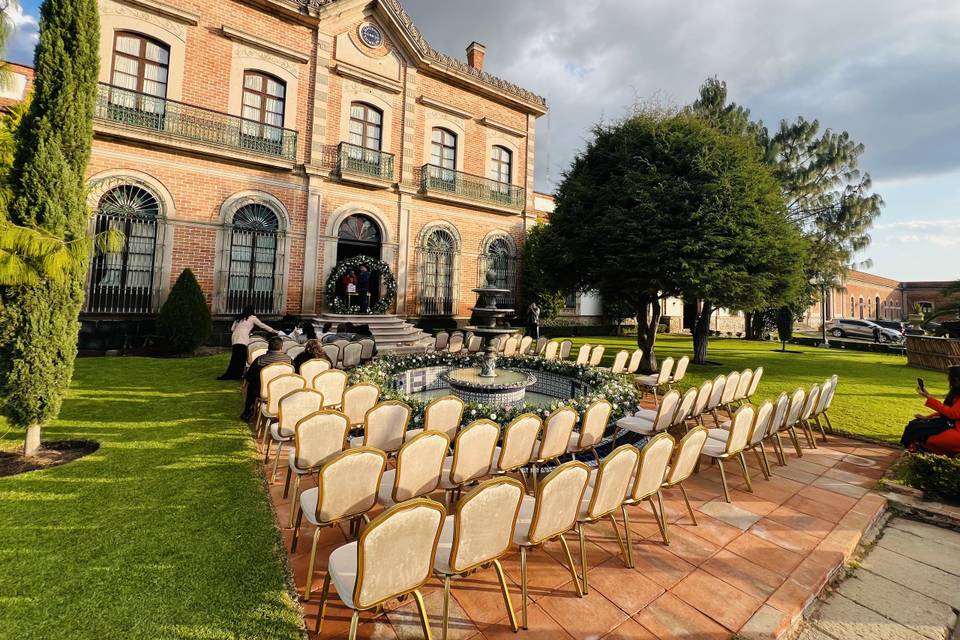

{"left": 902, "top": 453, "right": 960, "bottom": 500}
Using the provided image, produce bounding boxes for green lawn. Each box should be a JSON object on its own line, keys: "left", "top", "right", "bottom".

{"left": 0, "top": 336, "right": 917, "bottom": 638}
{"left": 568, "top": 334, "right": 920, "bottom": 444}
{"left": 0, "top": 355, "right": 301, "bottom": 640}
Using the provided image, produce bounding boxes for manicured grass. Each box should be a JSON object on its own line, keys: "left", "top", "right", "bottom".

{"left": 0, "top": 355, "right": 301, "bottom": 640}
{"left": 567, "top": 334, "right": 919, "bottom": 444}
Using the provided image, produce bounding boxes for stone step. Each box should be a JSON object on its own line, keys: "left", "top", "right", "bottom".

{"left": 311, "top": 314, "right": 433, "bottom": 355}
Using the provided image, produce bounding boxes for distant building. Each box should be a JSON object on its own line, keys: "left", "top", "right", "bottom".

{"left": 0, "top": 62, "right": 33, "bottom": 110}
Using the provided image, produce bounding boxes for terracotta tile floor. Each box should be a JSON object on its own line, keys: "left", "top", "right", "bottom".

{"left": 257, "top": 410, "right": 898, "bottom": 640}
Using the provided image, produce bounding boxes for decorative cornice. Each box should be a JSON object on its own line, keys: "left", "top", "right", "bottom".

{"left": 418, "top": 96, "right": 472, "bottom": 120}
{"left": 331, "top": 62, "right": 403, "bottom": 94}
{"left": 479, "top": 117, "right": 525, "bottom": 137}
{"left": 113, "top": 0, "right": 199, "bottom": 25}
{"left": 221, "top": 26, "right": 311, "bottom": 63}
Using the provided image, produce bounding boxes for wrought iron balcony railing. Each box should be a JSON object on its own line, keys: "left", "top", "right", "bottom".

{"left": 336, "top": 142, "right": 395, "bottom": 181}
{"left": 420, "top": 164, "right": 525, "bottom": 210}
{"left": 95, "top": 83, "right": 298, "bottom": 162}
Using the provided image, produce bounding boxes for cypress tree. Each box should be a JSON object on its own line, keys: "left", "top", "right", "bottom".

{"left": 0, "top": 0, "right": 99, "bottom": 455}
{"left": 157, "top": 269, "right": 213, "bottom": 354}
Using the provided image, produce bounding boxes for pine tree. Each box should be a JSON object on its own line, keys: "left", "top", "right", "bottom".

{"left": 0, "top": 0, "right": 100, "bottom": 456}
{"left": 157, "top": 269, "right": 212, "bottom": 354}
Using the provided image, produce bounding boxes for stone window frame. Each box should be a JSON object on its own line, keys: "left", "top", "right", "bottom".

{"left": 228, "top": 56, "right": 300, "bottom": 133}
{"left": 416, "top": 221, "right": 463, "bottom": 317}
{"left": 338, "top": 90, "right": 394, "bottom": 157}
{"left": 485, "top": 134, "right": 521, "bottom": 186}
{"left": 422, "top": 115, "right": 465, "bottom": 172}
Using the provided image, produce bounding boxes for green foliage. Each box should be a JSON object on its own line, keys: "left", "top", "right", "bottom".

{"left": 776, "top": 306, "right": 795, "bottom": 351}
{"left": 520, "top": 222, "right": 565, "bottom": 320}
{"left": 157, "top": 269, "right": 212, "bottom": 354}
{"left": 0, "top": 0, "right": 100, "bottom": 445}
{"left": 903, "top": 453, "right": 960, "bottom": 500}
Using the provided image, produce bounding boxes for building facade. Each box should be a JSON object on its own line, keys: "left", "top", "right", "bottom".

{"left": 805, "top": 270, "right": 954, "bottom": 327}
{"left": 83, "top": 0, "right": 546, "bottom": 337}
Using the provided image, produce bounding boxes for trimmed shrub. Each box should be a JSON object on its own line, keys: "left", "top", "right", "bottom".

{"left": 903, "top": 453, "right": 960, "bottom": 500}
{"left": 157, "top": 269, "right": 211, "bottom": 354}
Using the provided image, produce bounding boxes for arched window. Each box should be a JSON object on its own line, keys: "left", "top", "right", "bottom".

{"left": 337, "top": 213, "right": 382, "bottom": 260}
{"left": 86, "top": 180, "right": 164, "bottom": 314}
{"left": 490, "top": 146, "right": 512, "bottom": 184}
{"left": 482, "top": 235, "right": 517, "bottom": 307}
{"left": 349, "top": 102, "right": 382, "bottom": 151}
{"left": 429, "top": 128, "right": 457, "bottom": 190}
{"left": 875, "top": 296, "right": 881, "bottom": 320}
{"left": 419, "top": 227, "right": 458, "bottom": 316}
{"left": 859, "top": 297, "right": 865, "bottom": 319}
{"left": 850, "top": 296, "right": 855, "bottom": 318}
{"left": 226, "top": 201, "right": 283, "bottom": 314}
{"left": 109, "top": 32, "right": 169, "bottom": 118}
{"left": 241, "top": 71, "right": 286, "bottom": 149}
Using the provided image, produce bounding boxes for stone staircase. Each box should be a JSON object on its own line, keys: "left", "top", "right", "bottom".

{"left": 312, "top": 314, "right": 434, "bottom": 355}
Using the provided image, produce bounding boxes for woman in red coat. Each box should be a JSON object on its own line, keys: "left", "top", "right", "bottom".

{"left": 914, "top": 366, "right": 960, "bottom": 456}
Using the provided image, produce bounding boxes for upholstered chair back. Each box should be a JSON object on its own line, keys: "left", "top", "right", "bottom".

{"left": 392, "top": 432, "right": 449, "bottom": 502}
{"left": 295, "top": 410, "right": 349, "bottom": 471}
{"left": 434, "top": 332, "right": 450, "bottom": 351}
{"left": 535, "top": 337, "right": 548, "bottom": 355}
{"left": 750, "top": 401, "right": 775, "bottom": 446}
{"left": 363, "top": 401, "right": 411, "bottom": 451}
{"left": 815, "top": 379, "right": 833, "bottom": 414}
{"left": 498, "top": 414, "right": 542, "bottom": 471}
{"left": 768, "top": 392, "right": 789, "bottom": 434}
{"left": 312, "top": 370, "right": 348, "bottom": 408}
{"left": 248, "top": 346, "right": 267, "bottom": 364}
{"left": 265, "top": 374, "right": 306, "bottom": 414}
{"left": 574, "top": 344, "right": 591, "bottom": 366}
{"left": 299, "top": 358, "right": 331, "bottom": 381}
{"left": 449, "top": 420, "right": 500, "bottom": 485}
{"left": 287, "top": 346, "right": 306, "bottom": 360}
{"left": 721, "top": 371, "right": 741, "bottom": 405}
{"left": 354, "top": 499, "right": 445, "bottom": 610}
{"left": 341, "top": 342, "right": 363, "bottom": 368}
{"left": 747, "top": 367, "right": 764, "bottom": 397}
{"left": 537, "top": 407, "right": 577, "bottom": 461}
{"left": 656, "top": 357, "right": 675, "bottom": 386}
{"left": 448, "top": 478, "right": 524, "bottom": 573}
{"left": 692, "top": 380, "right": 713, "bottom": 418}
{"left": 735, "top": 369, "right": 753, "bottom": 401}
{"left": 321, "top": 344, "right": 340, "bottom": 366}
{"left": 448, "top": 334, "right": 464, "bottom": 353}
{"left": 518, "top": 335, "right": 533, "bottom": 355}
{"left": 826, "top": 375, "right": 838, "bottom": 409}
{"left": 587, "top": 445, "right": 639, "bottom": 519}
{"left": 801, "top": 385, "right": 821, "bottom": 421}
{"left": 785, "top": 388, "right": 806, "bottom": 427}
{"left": 559, "top": 340, "right": 573, "bottom": 360}
{"left": 543, "top": 341, "right": 559, "bottom": 361}
{"left": 630, "top": 433, "right": 674, "bottom": 501}
{"left": 671, "top": 356, "right": 690, "bottom": 383}
{"left": 707, "top": 374, "right": 727, "bottom": 410}
{"left": 313, "top": 447, "right": 384, "bottom": 523}
{"left": 664, "top": 427, "right": 708, "bottom": 485}
{"left": 577, "top": 400, "right": 612, "bottom": 449}
{"left": 653, "top": 390, "right": 682, "bottom": 433}
{"left": 673, "top": 388, "right": 698, "bottom": 426}
{"left": 424, "top": 395, "right": 465, "bottom": 440}
{"left": 260, "top": 363, "right": 295, "bottom": 399}
{"left": 466, "top": 336, "right": 482, "bottom": 353}
{"left": 342, "top": 383, "right": 380, "bottom": 427}
{"left": 725, "top": 405, "right": 755, "bottom": 454}
{"left": 359, "top": 339, "right": 376, "bottom": 361}
{"left": 277, "top": 389, "right": 325, "bottom": 438}
{"left": 626, "top": 349, "right": 643, "bottom": 374}
{"left": 610, "top": 350, "right": 629, "bottom": 373}
{"left": 502, "top": 336, "right": 518, "bottom": 356}
{"left": 528, "top": 461, "right": 589, "bottom": 544}
{"left": 588, "top": 345, "right": 605, "bottom": 367}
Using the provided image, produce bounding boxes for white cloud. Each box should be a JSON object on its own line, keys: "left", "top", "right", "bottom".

{"left": 3, "top": 4, "right": 39, "bottom": 66}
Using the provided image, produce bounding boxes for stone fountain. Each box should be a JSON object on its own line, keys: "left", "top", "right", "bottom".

{"left": 441, "top": 268, "right": 536, "bottom": 407}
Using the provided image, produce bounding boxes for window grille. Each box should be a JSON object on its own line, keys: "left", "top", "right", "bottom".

{"left": 418, "top": 228, "right": 458, "bottom": 316}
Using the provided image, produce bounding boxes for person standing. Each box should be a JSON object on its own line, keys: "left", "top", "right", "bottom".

{"left": 872, "top": 325, "right": 881, "bottom": 344}
{"left": 218, "top": 305, "right": 279, "bottom": 380}
{"left": 527, "top": 301, "right": 541, "bottom": 340}
{"left": 357, "top": 265, "right": 371, "bottom": 313}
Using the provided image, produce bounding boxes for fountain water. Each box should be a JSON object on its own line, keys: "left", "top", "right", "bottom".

{"left": 440, "top": 268, "right": 536, "bottom": 407}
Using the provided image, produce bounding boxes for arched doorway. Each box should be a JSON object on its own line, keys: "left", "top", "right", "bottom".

{"left": 336, "top": 214, "right": 383, "bottom": 311}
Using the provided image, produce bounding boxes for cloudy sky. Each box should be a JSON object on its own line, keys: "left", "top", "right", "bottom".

{"left": 7, "top": 0, "right": 960, "bottom": 281}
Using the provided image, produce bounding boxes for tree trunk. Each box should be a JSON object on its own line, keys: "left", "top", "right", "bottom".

{"left": 692, "top": 300, "right": 714, "bottom": 365}
{"left": 23, "top": 424, "right": 41, "bottom": 457}
{"left": 743, "top": 311, "right": 754, "bottom": 340}
{"left": 636, "top": 295, "right": 661, "bottom": 374}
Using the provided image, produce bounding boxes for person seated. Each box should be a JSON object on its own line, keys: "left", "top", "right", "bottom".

{"left": 294, "top": 339, "right": 325, "bottom": 373}
{"left": 240, "top": 336, "right": 293, "bottom": 422}
{"left": 902, "top": 365, "right": 960, "bottom": 456}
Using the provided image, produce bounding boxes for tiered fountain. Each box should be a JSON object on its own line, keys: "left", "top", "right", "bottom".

{"left": 441, "top": 269, "right": 536, "bottom": 407}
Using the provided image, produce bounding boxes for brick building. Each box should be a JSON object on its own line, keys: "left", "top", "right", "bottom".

{"left": 82, "top": 0, "right": 546, "bottom": 343}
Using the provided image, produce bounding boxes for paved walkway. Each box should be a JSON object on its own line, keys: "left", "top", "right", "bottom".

{"left": 797, "top": 517, "right": 960, "bottom": 640}
{"left": 260, "top": 428, "right": 898, "bottom": 639}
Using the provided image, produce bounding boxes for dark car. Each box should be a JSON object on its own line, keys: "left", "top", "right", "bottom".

{"left": 874, "top": 320, "right": 906, "bottom": 335}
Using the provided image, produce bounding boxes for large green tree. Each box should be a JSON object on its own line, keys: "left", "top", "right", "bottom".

{"left": 0, "top": 0, "right": 99, "bottom": 455}
{"left": 547, "top": 111, "right": 805, "bottom": 370}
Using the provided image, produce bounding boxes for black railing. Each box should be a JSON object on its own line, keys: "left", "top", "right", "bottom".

{"left": 95, "top": 83, "right": 298, "bottom": 161}
{"left": 420, "top": 164, "right": 525, "bottom": 210}
{"left": 337, "top": 142, "right": 395, "bottom": 181}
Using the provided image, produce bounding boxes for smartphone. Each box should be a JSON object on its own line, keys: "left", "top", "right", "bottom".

{"left": 917, "top": 377, "right": 926, "bottom": 391}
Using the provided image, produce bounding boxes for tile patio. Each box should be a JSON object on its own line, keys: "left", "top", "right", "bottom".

{"left": 258, "top": 409, "right": 898, "bottom": 640}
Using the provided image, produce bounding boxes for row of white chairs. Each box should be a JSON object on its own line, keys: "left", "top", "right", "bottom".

{"left": 247, "top": 338, "right": 376, "bottom": 369}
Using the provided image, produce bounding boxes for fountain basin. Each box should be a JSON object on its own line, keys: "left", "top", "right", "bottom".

{"left": 441, "top": 367, "right": 536, "bottom": 407}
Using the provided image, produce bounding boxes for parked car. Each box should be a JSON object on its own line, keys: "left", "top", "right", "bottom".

{"left": 825, "top": 319, "right": 903, "bottom": 342}
{"left": 874, "top": 319, "right": 906, "bottom": 335}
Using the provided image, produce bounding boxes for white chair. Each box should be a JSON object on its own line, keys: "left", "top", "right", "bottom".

{"left": 781, "top": 388, "right": 809, "bottom": 459}
{"left": 448, "top": 333, "right": 464, "bottom": 354}
{"left": 797, "top": 384, "right": 822, "bottom": 449}
{"left": 377, "top": 432, "right": 449, "bottom": 506}
{"left": 490, "top": 414, "right": 542, "bottom": 489}
{"left": 735, "top": 369, "right": 753, "bottom": 403}
{"left": 321, "top": 344, "right": 340, "bottom": 367}
{"left": 254, "top": 362, "right": 296, "bottom": 430}
{"left": 626, "top": 348, "right": 643, "bottom": 374}
{"left": 669, "top": 356, "right": 690, "bottom": 387}
{"left": 466, "top": 335, "right": 482, "bottom": 353}
{"left": 720, "top": 371, "right": 742, "bottom": 417}
{"left": 812, "top": 375, "right": 837, "bottom": 438}
{"left": 747, "top": 401, "right": 775, "bottom": 479}
{"left": 609, "top": 350, "right": 629, "bottom": 374}
{"left": 518, "top": 335, "right": 533, "bottom": 355}
{"left": 620, "top": 433, "right": 674, "bottom": 551}
{"left": 543, "top": 341, "right": 559, "bottom": 361}
{"left": 349, "top": 400, "right": 411, "bottom": 455}
{"left": 435, "top": 331, "right": 450, "bottom": 352}
{"left": 247, "top": 346, "right": 267, "bottom": 364}
{"left": 406, "top": 395, "right": 464, "bottom": 441}
{"left": 333, "top": 338, "right": 351, "bottom": 352}
{"left": 313, "top": 499, "right": 445, "bottom": 638}
{"left": 568, "top": 399, "right": 612, "bottom": 463}
{"left": 268, "top": 388, "right": 325, "bottom": 482}
{"left": 702, "top": 404, "right": 756, "bottom": 502}
{"left": 439, "top": 419, "right": 499, "bottom": 504}
{"left": 434, "top": 478, "right": 524, "bottom": 639}
{"left": 746, "top": 366, "right": 764, "bottom": 401}
{"left": 671, "top": 387, "right": 699, "bottom": 432}
{"left": 574, "top": 344, "right": 591, "bottom": 366}
{"left": 489, "top": 336, "right": 503, "bottom": 353}
{"left": 690, "top": 379, "right": 714, "bottom": 426}
{"left": 341, "top": 342, "right": 363, "bottom": 369}
{"left": 513, "top": 461, "right": 588, "bottom": 629}
{"left": 763, "top": 392, "right": 792, "bottom": 465}
{"left": 661, "top": 426, "right": 709, "bottom": 525}
{"left": 615, "top": 388, "right": 680, "bottom": 439}
{"left": 281, "top": 339, "right": 299, "bottom": 352}
{"left": 635, "top": 356, "right": 673, "bottom": 403}
{"left": 705, "top": 374, "right": 727, "bottom": 423}
{"left": 283, "top": 409, "right": 349, "bottom": 527}
{"left": 342, "top": 383, "right": 380, "bottom": 430}
{"left": 257, "top": 373, "right": 305, "bottom": 445}
{"left": 312, "top": 369, "right": 348, "bottom": 409}
{"left": 299, "top": 358, "right": 331, "bottom": 382}
{"left": 287, "top": 345, "right": 306, "bottom": 360}
{"left": 588, "top": 345, "right": 605, "bottom": 367}
{"left": 529, "top": 406, "right": 578, "bottom": 491}
{"left": 559, "top": 339, "right": 573, "bottom": 360}
{"left": 575, "top": 445, "right": 639, "bottom": 591}
{"left": 503, "top": 336, "right": 520, "bottom": 356}
{"left": 294, "top": 447, "right": 387, "bottom": 598}
{"left": 534, "top": 336, "right": 548, "bottom": 355}
{"left": 359, "top": 338, "right": 376, "bottom": 362}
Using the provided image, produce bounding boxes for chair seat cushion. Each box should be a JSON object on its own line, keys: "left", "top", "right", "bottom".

{"left": 433, "top": 515, "right": 456, "bottom": 575}
{"left": 405, "top": 428, "right": 424, "bottom": 441}
{"left": 701, "top": 438, "right": 728, "bottom": 457}
{"left": 615, "top": 416, "right": 656, "bottom": 435}
{"left": 512, "top": 495, "right": 537, "bottom": 547}
{"left": 633, "top": 408, "right": 658, "bottom": 420}
{"left": 299, "top": 487, "right": 322, "bottom": 525}
{"left": 327, "top": 541, "right": 358, "bottom": 610}
{"left": 270, "top": 423, "right": 294, "bottom": 443}
{"left": 706, "top": 428, "right": 729, "bottom": 441}
{"left": 635, "top": 374, "right": 658, "bottom": 386}
{"left": 377, "top": 469, "right": 398, "bottom": 506}
{"left": 348, "top": 434, "right": 365, "bottom": 448}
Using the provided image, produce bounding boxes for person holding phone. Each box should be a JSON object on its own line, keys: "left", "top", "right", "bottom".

{"left": 900, "top": 366, "right": 960, "bottom": 455}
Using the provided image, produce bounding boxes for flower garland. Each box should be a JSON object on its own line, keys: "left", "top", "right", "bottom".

{"left": 349, "top": 352, "right": 642, "bottom": 430}
{"left": 325, "top": 255, "right": 397, "bottom": 315}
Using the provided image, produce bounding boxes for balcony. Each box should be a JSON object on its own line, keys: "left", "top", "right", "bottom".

{"left": 94, "top": 83, "right": 298, "bottom": 164}
{"left": 419, "top": 164, "right": 525, "bottom": 213}
{"left": 335, "top": 142, "right": 395, "bottom": 185}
